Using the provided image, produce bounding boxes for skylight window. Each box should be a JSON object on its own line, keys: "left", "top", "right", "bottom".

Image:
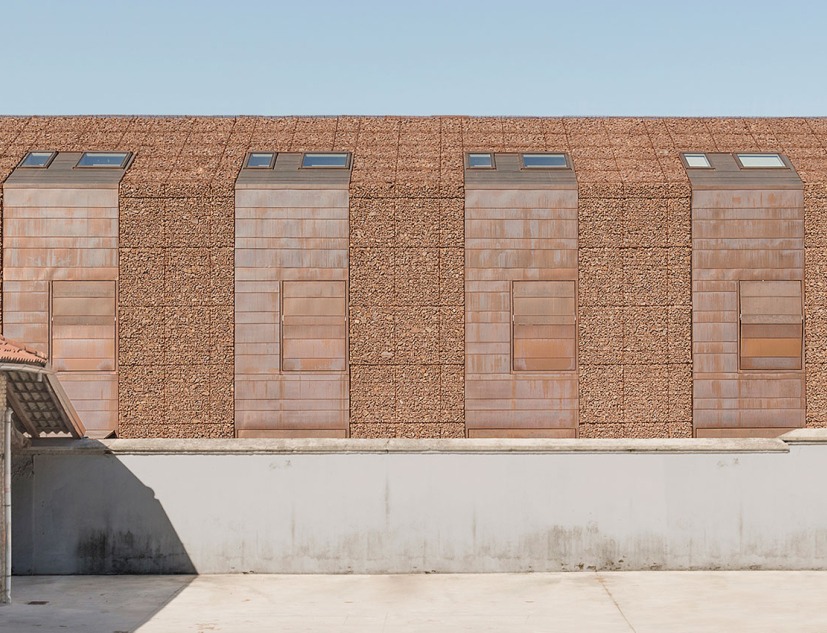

{"left": 521, "top": 153, "right": 568, "bottom": 168}
{"left": 301, "top": 153, "right": 350, "bottom": 168}
{"left": 683, "top": 153, "right": 711, "bottom": 168}
{"left": 19, "top": 151, "right": 56, "bottom": 168}
{"left": 76, "top": 152, "right": 131, "bottom": 168}
{"left": 245, "top": 152, "right": 276, "bottom": 169}
{"left": 736, "top": 153, "right": 786, "bottom": 168}
{"left": 467, "top": 153, "right": 494, "bottom": 169}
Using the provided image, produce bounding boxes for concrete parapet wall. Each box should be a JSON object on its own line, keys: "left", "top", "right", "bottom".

{"left": 11, "top": 431, "right": 827, "bottom": 574}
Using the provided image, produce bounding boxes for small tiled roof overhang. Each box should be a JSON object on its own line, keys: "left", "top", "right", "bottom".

{"left": 0, "top": 336, "right": 86, "bottom": 439}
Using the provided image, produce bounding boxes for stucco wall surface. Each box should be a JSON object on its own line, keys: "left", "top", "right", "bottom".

{"left": 1, "top": 117, "right": 827, "bottom": 438}
{"left": 11, "top": 435, "right": 827, "bottom": 574}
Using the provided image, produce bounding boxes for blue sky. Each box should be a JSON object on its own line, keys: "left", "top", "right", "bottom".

{"left": 3, "top": 0, "right": 826, "bottom": 116}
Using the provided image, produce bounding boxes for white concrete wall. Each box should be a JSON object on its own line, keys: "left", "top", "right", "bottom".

{"left": 12, "top": 433, "right": 827, "bottom": 574}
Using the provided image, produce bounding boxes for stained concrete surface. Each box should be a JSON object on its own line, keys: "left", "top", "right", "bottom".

{"left": 2, "top": 572, "right": 827, "bottom": 632}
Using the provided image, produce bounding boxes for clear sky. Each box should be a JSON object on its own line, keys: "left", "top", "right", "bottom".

{"left": 3, "top": 0, "right": 826, "bottom": 117}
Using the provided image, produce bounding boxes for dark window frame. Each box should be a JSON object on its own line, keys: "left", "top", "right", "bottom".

{"left": 300, "top": 152, "right": 352, "bottom": 169}
{"left": 17, "top": 151, "right": 57, "bottom": 169}
{"left": 681, "top": 152, "right": 714, "bottom": 169}
{"left": 520, "top": 153, "right": 570, "bottom": 170}
{"left": 74, "top": 151, "right": 133, "bottom": 169}
{"left": 465, "top": 152, "right": 496, "bottom": 170}
{"left": 244, "top": 152, "right": 277, "bottom": 169}
{"left": 734, "top": 153, "right": 789, "bottom": 170}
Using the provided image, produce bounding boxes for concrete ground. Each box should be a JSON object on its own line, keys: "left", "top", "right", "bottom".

{"left": 1, "top": 572, "right": 827, "bottom": 632}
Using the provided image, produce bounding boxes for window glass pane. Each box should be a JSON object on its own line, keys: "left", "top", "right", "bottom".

{"left": 20, "top": 151, "right": 56, "bottom": 168}
{"left": 737, "top": 153, "right": 785, "bottom": 168}
{"left": 301, "top": 153, "right": 349, "bottom": 168}
{"left": 77, "top": 152, "right": 130, "bottom": 168}
{"left": 684, "top": 153, "right": 711, "bottom": 168}
{"left": 522, "top": 153, "right": 567, "bottom": 168}
{"left": 246, "top": 152, "right": 275, "bottom": 168}
{"left": 468, "top": 153, "right": 493, "bottom": 168}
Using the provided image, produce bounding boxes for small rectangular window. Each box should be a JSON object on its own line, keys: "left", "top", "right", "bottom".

{"left": 683, "top": 153, "right": 711, "bottom": 168}
{"left": 51, "top": 281, "right": 117, "bottom": 372}
{"left": 467, "top": 153, "right": 494, "bottom": 169}
{"left": 19, "top": 151, "right": 57, "bottom": 168}
{"left": 282, "top": 281, "right": 347, "bottom": 371}
{"left": 512, "top": 281, "right": 576, "bottom": 372}
{"left": 301, "top": 153, "right": 350, "bottom": 168}
{"left": 521, "top": 153, "right": 568, "bottom": 169}
{"left": 739, "top": 280, "right": 803, "bottom": 371}
{"left": 735, "top": 153, "right": 786, "bottom": 168}
{"left": 76, "top": 152, "right": 131, "bottom": 168}
{"left": 245, "top": 152, "right": 276, "bottom": 169}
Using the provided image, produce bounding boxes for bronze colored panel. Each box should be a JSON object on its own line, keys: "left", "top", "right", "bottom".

{"left": 741, "top": 323, "right": 802, "bottom": 339}
{"left": 741, "top": 337, "right": 801, "bottom": 358}
{"left": 741, "top": 357, "right": 802, "bottom": 371}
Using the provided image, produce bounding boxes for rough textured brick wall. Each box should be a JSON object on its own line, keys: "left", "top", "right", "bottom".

{"left": 1, "top": 116, "right": 826, "bottom": 438}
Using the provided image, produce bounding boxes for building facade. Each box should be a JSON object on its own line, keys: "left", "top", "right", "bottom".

{"left": 0, "top": 116, "right": 825, "bottom": 439}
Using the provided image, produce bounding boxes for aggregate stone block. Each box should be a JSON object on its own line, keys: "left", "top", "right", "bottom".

{"left": 118, "top": 365, "right": 165, "bottom": 425}
{"left": 164, "top": 248, "right": 213, "bottom": 306}
{"left": 395, "top": 198, "right": 440, "bottom": 247}
{"left": 119, "top": 248, "right": 165, "bottom": 307}
{"left": 439, "top": 306, "right": 464, "bottom": 364}
{"left": 623, "top": 306, "right": 669, "bottom": 364}
{"left": 349, "top": 422, "right": 465, "bottom": 439}
{"left": 623, "top": 248, "right": 668, "bottom": 306}
{"left": 209, "top": 201, "right": 235, "bottom": 248}
{"left": 395, "top": 306, "right": 440, "bottom": 365}
{"left": 165, "top": 365, "right": 211, "bottom": 413}
{"left": 667, "top": 198, "right": 692, "bottom": 247}
{"left": 208, "top": 305, "right": 235, "bottom": 363}
{"left": 623, "top": 198, "right": 668, "bottom": 247}
{"left": 667, "top": 248, "right": 692, "bottom": 305}
{"left": 667, "top": 306, "right": 693, "bottom": 364}
{"left": 578, "top": 306, "right": 623, "bottom": 365}
{"left": 439, "top": 198, "right": 464, "bottom": 248}
{"left": 120, "top": 198, "right": 167, "bottom": 247}
{"left": 349, "top": 306, "right": 396, "bottom": 365}
{"left": 806, "top": 251, "right": 827, "bottom": 308}
{"left": 439, "top": 248, "right": 464, "bottom": 306}
{"left": 394, "top": 365, "right": 441, "bottom": 422}
{"left": 805, "top": 304, "right": 827, "bottom": 364}
{"left": 161, "top": 198, "right": 210, "bottom": 248}
{"left": 578, "top": 422, "right": 679, "bottom": 439}
{"left": 623, "top": 364, "right": 669, "bottom": 424}
{"left": 350, "top": 198, "right": 395, "bottom": 247}
{"left": 440, "top": 364, "right": 465, "bottom": 422}
{"left": 807, "top": 362, "right": 827, "bottom": 426}
{"left": 395, "top": 248, "right": 439, "bottom": 306}
{"left": 119, "top": 306, "right": 165, "bottom": 366}
{"left": 579, "top": 248, "right": 624, "bottom": 307}
{"left": 578, "top": 198, "right": 624, "bottom": 248}
{"left": 579, "top": 364, "right": 623, "bottom": 424}
{"left": 668, "top": 363, "right": 693, "bottom": 422}
{"left": 163, "top": 307, "right": 212, "bottom": 365}
{"left": 350, "top": 365, "right": 396, "bottom": 424}
{"left": 209, "top": 247, "right": 235, "bottom": 306}
{"left": 350, "top": 248, "right": 395, "bottom": 307}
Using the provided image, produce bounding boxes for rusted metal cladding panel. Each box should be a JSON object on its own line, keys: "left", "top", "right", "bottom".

{"left": 234, "top": 188, "right": 349, "bottom": 438}
{"left": 691, "top": 176, "right": 805, "bottom": 437}
{"left": 465, "top": 188, "right": 579, "bottom": 438}
{"left": 2, "top": 186, "right": 119, "bottom": 436}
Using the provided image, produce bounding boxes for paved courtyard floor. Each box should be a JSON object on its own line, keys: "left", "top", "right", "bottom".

{"left": 1, "top": 571, "right": 826, "bottom": 632}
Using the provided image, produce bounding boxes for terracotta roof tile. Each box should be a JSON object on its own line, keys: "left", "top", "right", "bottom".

{"left": 0, "top": 336, "right": 47, "bottom": 366}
